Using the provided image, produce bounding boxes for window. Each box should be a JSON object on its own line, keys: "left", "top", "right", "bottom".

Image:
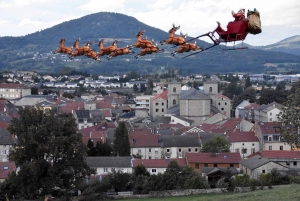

{"left": 178, "top": 148, "right": 182, "bottom": 152}
{"left": 235, "top": 148, "right": 239, "bottom": 153}
{"left": 225, "top": 102, "right": 227, "bottom": 105}
{"left": 173, "top": 99, "right": 176, "bottom": 105}
{"left": 149, "top": 156, "right": 152, "bottom": 159}
{"left": 252, "top": 143, "right": 255, "bottom": 146}
{"left": 188, "top": 148, "right": 191, "bottom": 152}
{"left": 251, "top": 148, "right": 255, "bottom": 154}
{"left": 151, "top": 169, "right": 157, "bottom": 173}
{"left": 138, "top": 149, "right": 142, "bottom": 154}
{"left": 269, "top": 146, "right": 272, "bottom": 150}
{"left": 286, "top": 161, "right": 290, "bottom": 165}
{"left": 156, "top": 103, "right": 158, "bottom": 105}
{"left": 294, "top": 161, "right": 297, "bottom": 166}
{"left": 173, "top": 87, "right": 176, "bottom": 92}
{"left": 270, "top": 112, "right": 272, "bottom": 115}
{"left": 204, "top": 163, "right": 208, "bottom": 167}
{"left": 230, "top": 164, "right": 234, "bottom": 167}
{"left": 242, "top": 148, "right": 247, "bottom": 154}
{"left": 214, "top": 164, "right": 217, "bottom": 167}
{"left": 155, "top": 148, "right": 158, "bottom": 154}
{"left": 218, "top": 102, "right": 220, "bottom": 105}
{"left": 269, "top": 118, "right": 272, "bottom": 121}
{"left": 195, "top": 148, "right": 198, "bottom": 152}
{"left": 162, "top": 102, "right": 164, "bottom": 105}
{"left": 162, "top": 109, "right": 164, "bottom": 112}
{"left": 280, "top": 146, "right": 283, "bottom": 150}
{"left": 156, "top": 109, "right": 159, "bottom": 112}
{"left": 195, "top": 163, "right": 199, "bottom": 169}
{"left": 268, "top": 136, "right": 272, "bottom": 141}
{"left": 262, "top": 170, "right": 265, "bottom": 173}
{"left": 149, "top": 148, "right": 152, "bottom": 153}
{"left": 273, "top": 135, "right": 280, "bottom": 141}
{"left": 104, "top": 168, "right": 108, "bottom": 172}
{"left": 209, "top": 87, "right": 212, "bottom": 92}
{"left": 166, "top": 148, "right": 170, "bottom": 153}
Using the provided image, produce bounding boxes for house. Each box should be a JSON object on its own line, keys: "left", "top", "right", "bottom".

{"left": 84, "top": 100, "right": 96, "bottom": 110}
{"left": 186, "top": 152, "right": 241, "bottom": 182}
{"left": 244, "top": 103, "right": 260, "bottom": 123}
{"left": 0, "top": 128, "right": 15, "bottom": 162}
{"left": 254, "top": 150, "right": 300, "bottom": 170}
{"left": 135, "top": 95, "right": 154, "bottom": 112}
{"left": 0, "top": 162, "right": 17, "bottom": 182}
{"left": 170, "top": 115, "right": 194, "bottom": 127}
{"left": 254, "top": 102, "right": 283, "bottom": 122}
{"left": 58, "top": 102, "right": 84, "bottom": 114}
{"left": 235, "top": 100, "right": 250, "bottom": 118}
{"left": 122, "top": 99, "right": 136, "bottom": 108}
{"left": 43, "top": 82, "right": 55, "bottom": 87}
{"left": 227, "top": 131, "right": 260, "bottom": 158}
{"left": 254, "top": 122, "right": 291, "bottom": 151}
{"left": 0, "top": 83, "right": 31, "bottom": 99}
{"left": 86, "top": 156, "right": 133, "bottom": 175}
{"left": 132, "top": 158, "right": 187, "bottom": 175}
{"left": 55, "top": 82, "right": 66, "bottom": 88}
{"left": 80, "top": 122, "right": 116, "bottom": 145}
{"left": 160, "top": 135, "right": 201, "bottom": 158}
{"left": 239, "top": 155, "right": 288, "bottom": 178}
{"left": 66, "top": 82, "right": 78, "bottom": 88}
{"left": 73, "top": 110, "right": 93, "bottom": 129}
{"left": 150, "top": 90, "right": 168, "bottom": 117}
{"left": 129, "top": 130, "right": 161, "bottom": 159}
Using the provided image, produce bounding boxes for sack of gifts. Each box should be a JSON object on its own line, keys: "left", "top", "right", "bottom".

{"left": 247, "top": 9, "right": 262, "bottom": 34}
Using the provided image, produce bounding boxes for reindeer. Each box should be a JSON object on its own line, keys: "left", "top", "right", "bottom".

{"left": 107, "top": 46, "right": 134, "bottom": 60}
{"left": 70, "top": 38, "right": 92, "bottom": 59}
{"left": 53, "top": 38, "right": 72, "bottom": 55}
{"left": 98, "top": 39, "right": 118, "bottom": 56}
{"left": 85, "top": 49, "right": 101, "bottom": 61}
{"left": 130, "top": 30, "right": 155, "bottom": 48}
{"left": 171, "top": 42, "right": 203, "bottom": 56}
{"left": 134, "top": 45, "right": 164, "bottom": 59}
{"left": 160, "top": 23, "right": 185, "bottom": 45}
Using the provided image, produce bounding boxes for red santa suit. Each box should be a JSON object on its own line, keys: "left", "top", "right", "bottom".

{"left": 232, "top": 9, "right": 245, "bottom": 21}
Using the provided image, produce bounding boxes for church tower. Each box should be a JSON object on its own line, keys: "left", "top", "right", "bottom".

{"left": 168, "top": 79, "right": 181, "bottom": 108}
{"left": 203, "top": 80, "right": 218, "bottom": 106}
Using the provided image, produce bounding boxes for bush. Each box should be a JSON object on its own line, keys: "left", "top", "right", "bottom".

{"left": 289, "top": 175, "right": 300, "bottom": 184}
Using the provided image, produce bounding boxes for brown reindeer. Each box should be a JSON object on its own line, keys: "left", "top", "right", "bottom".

{"left": 134, "top": 45, "right": 164, "bottom": 59}
{"left": 53, "top": 38, "right": 72, "bottom": 55}
{"left": 160, "top": 24, "right": 185, "bottom": 45}
{"left": 171, "top": 42, "right": 203, "bottom": 56}
{"left": 98, "top": 39, "right": 118, "bottom": 56}
{"left": 70, "top": 39, "right": 92, "bottom": 59}
{"left": 131, "top": 30, "right": 155, "bottom": 48}
{"left": 107, "top": 46, "right": 134, "bottom": 60}
{"left": 85, "top": 49, "right": 101, "bottom": 61}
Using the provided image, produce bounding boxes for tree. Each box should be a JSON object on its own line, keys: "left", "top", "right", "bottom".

{"left": 3, "top": 107, "right": 93, "bottom": 198}
{"left": 62, "top": 92, "right": 75, "bottom": 99}
{"left": 113, "top": 122, "right": 130, "bottom": 156}
{"left": 133, "top": 84, "right": 138, "bottom": 93}
{"left": 245, "top": 76, "right": 251, "bottom": 89}
{"left": 31, "top": 87, "right": 38, "bottom": 95}
{"left": 278, "top": 88, "right": 300, "bottom": 148}
{"left": 201, "top": 135, "right": 230, "bottom": 153}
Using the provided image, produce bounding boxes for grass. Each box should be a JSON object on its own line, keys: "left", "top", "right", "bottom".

{"left": 114, "top": 184, "right": 300, "bottom": 201}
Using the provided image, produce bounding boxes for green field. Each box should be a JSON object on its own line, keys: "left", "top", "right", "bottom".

{"left": 114, "top": 184, "right": 300, "bottom": 201}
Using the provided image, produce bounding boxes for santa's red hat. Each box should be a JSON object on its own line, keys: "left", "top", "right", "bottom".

{"left": 239, "top": 8, "right": 245, "bottom": 13}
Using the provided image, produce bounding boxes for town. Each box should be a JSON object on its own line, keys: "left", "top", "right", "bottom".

{"left": 0, "top": 69, "right": 299, "bottom": 199}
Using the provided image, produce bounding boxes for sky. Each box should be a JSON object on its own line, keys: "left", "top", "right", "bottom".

{"left": 0, "top": 0, "right": 299, "bottom": 46}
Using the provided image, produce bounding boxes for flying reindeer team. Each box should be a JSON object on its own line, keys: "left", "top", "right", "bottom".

{"left": 54, "top": 8, "right": 261, "bottom": 62}
{"left": 53, "top": 23, "right": 202, "bottom": 62}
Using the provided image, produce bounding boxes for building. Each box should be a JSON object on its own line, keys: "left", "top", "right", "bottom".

{"left": 167, "top": 79, "right": 181, "bottom": 109}
{"left": 150, "top": 90, "right": 168, "bottom": 117}
{"left": 135, "top": 95, "right": 154, "bottom": 112}
{"left": 254, "top": 102, "right": 283, "bottom": 122}
{"left": 0, "top": 128, "right": 15, "bottom": 162}
{"left": 239, "top": 155, "right": 288, "bottom": 178}
{"left": 0, "top": 83, "right": 31, "bottom": 99}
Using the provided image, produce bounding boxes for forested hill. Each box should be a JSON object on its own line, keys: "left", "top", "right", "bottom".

{"left": 0, "top": 12, "right": 299, "bottom": 75}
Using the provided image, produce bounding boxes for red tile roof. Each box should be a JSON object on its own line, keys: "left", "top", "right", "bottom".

{"left": 211, "top": 118, "right": 242, "bottom": 133}
{"left": 227, "top": 131, "right": 259, "bottom": 142}
{"left": 244, "top": 103, "right": 260, "bottom": 110}
{"left": 102, "top": 109, "right": 112, "bottom": 117}
{"left": 159, "top": 123, "right": 183, "bottom": 129}
{"left": 0, "top": 83, "right": 29, "bottom": 89}
{"left": 152, "top": 90, "right": 168, "bottom": 101}
{"left": 132, "top": 158, "right": 187, "bottom": 168}
{"left": 96, "top": 101, "right": 114, "bottom": 109}
{"left": 217, "top": 93, "right": 230, "bottom": 100}
{"left": 186, "top": 152, "right": 242, "bottom": 164}
{"left": 0, "top": 162, "right": 16, "bottom": 179}
{"left": 259, "top": 150, "right": 300, "bottom": 159}
{"left": 257, "top": 122, "right": 279, "bottom": 134}
{"left": 0, "top": 122, "right": 10, "bottom": 128}
{"left": 82, "top": 131, "right": 106, "bottom": 145}
{"left": 129, "top": 129, "right": 152, "bottom": 135}
{"left": 129, "top": 133, "right": 160, "bottom": 147}
{"left": 59, "top": 102, "right": 84, "bottom": 114}
{"left": 79, "top": 122, "right": 116, "bottom": 136}
{"left": 198, "top": 123, "right": 220, "bottom": 133}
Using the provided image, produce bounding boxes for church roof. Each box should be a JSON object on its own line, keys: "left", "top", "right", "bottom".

{"left": 179, "top": 88, "right": 210, "bottom": 100}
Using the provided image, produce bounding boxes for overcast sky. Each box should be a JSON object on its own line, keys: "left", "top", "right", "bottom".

{"left": 0, "top": 0, "right": 299, "bottom": 46}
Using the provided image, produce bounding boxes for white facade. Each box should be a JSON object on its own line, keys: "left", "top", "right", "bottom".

{"left": 267, "top": 108, "right": 281, "bottom": 122}
{"left": 134, "top": 95, "right": 154, "bottom": 112}
{"left": 95, "top": 167, "right": 133, "bottom": 175}
{"left": 170, "top": 115, "right": 192, "bottom": 127}
{"left": 230, "top": 141, "right": 260, "bottom": 158}
{"left": 131, "top": 147, "right": 162, "bottom": 159}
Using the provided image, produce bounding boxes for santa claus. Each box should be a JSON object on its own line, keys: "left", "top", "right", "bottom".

{"left": 232, "top": 9, "right": 245, "bottom": 21}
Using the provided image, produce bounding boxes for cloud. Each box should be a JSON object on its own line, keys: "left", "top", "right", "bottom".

{"left": 13, "top": 0, "right": 51, "bottom": 6}
{"left": 0, "top": 19, "right": 11, "bottom": 25}
{"left": 78, "top": 0, "right": 125, "bottom": 12}
{"left": 147, "top": 0, "right": 174, "bottom": 10}
{"left": 19, "top": 19, "right": 41, "bottom": 26}
{"left": 0, "top": 1, "right": 11, "bottom": 8}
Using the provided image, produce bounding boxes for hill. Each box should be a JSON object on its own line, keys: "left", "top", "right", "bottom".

{"left": 0, "top": 12, "right": 299, "bottom": 75}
